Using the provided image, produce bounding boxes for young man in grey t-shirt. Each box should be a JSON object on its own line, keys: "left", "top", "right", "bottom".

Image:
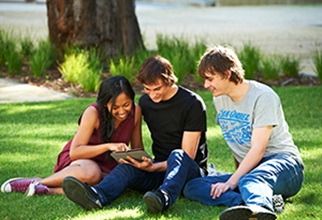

{"left": 183, "top": 45, "right": 304, "bottom": 220}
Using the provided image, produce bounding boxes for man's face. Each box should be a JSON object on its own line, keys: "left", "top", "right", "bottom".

{"left": 203, "top": 71, "right": 229, "bottom": 97}
{"left": 143, "top": 78, "right": 172, "bottom": 103}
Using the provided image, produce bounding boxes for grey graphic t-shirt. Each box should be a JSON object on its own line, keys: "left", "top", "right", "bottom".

{"left": 213, "top": 80, "right": 303, "bottom": 165}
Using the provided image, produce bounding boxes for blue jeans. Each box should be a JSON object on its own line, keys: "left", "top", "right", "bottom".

{"left": 94, "top": 149, "right": 203, "bottom": 209}
{"left": 183, "top": 154, "right": 304, "bottom": 212}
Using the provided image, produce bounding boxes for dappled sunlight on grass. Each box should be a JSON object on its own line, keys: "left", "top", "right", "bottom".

{"left": 0, "top": 87, "right": 321, "bottom": 219}
{"left": 73, "top": 208, "right": 144, "bottom": 220}
{"left": 205, "top": 126, "right": 222, "bottom": 139}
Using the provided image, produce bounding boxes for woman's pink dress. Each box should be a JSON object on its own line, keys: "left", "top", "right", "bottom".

{"left": 53, "top": 102, "right": 135, "bottom": 174}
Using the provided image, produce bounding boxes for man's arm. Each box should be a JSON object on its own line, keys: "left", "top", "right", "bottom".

{"left": 181, "top": 131, "right": 201, "bottom": 159}
{"left": 210, "top": 125, "right": 273, "bottom": 198}
{"left": 120, "top": 131, "right": 201, "bottom": 172}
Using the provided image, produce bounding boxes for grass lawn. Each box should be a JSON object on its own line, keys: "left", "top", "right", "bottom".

{"left": 0, "top": 86, "right": 321, "bottom": 220}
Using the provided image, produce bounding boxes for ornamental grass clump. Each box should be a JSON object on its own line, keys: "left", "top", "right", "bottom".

{"left": 239, "top": 42, "right": 261, "bottom": 79}
{"left": 313, "top": 49, "right": 322, "bottom": 82}
{"left": 0, "top": 30, "right": 23, "bottom": 75}
{"left": 280, "top": 54, "right": 301, "bottom": 78}
{"left": 58, "top": 48, "right": 102, "bottom": 92}
{"left": 109, "top": 56, "right": 136, "bottom": 84}
{"left": 30, "top": 39, "right": 56, "bottom": 78}
{"left": 259, "top": 54, "right": 281, "bottom": 80}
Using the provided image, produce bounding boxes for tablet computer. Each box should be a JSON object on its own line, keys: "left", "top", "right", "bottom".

{"left": 110, "top": 148, "right": 152, "bottom": 163}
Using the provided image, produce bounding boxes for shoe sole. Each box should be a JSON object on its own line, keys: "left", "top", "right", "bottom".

{"left": 1, "top": 177, "right": 23, "bottom": 193}
{"left": 62, "top": 176, "right": 102, "bottom": 210}
{"left": 220, "top": 206, "right": 252, "bottom": 220}
{"left": 1, "top": 177, "right": 40, "bottom": 193}
{"left": 143, "top": 191, "right": 163, "bottom": 213}
{"left": 220, "top": 206, "right": 276, "bottom": 220}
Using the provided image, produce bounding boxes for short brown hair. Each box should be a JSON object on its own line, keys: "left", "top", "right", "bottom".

{"left": 136, "top": 55, "right": 178, "bottom": 86}
{"left": 198, "top": 45, "right": 244, "bottom": 84}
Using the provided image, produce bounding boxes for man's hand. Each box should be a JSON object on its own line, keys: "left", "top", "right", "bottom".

{"left": 210, "top": 182, "right": 235, "bottom": 199}
{"left": 119, "top": 156, "right": 154, "bottom": 172}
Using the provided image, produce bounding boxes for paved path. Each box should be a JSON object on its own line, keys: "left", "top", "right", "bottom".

{"left": 0, "top": 2, "right": 321, "bottom": 103}
{"left": 0, "top": 78, "right": 71, "bottom": 104}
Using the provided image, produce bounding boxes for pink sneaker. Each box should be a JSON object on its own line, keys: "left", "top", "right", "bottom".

{"left": 1, "top": 177, "right": 40, "bottom": 193}
{"left": 25, "top": 182, "right": 49, "bottom": 196}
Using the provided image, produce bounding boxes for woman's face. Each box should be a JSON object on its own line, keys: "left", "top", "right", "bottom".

{"left": 107, "top": 92, "right": 133, "bottom": 122}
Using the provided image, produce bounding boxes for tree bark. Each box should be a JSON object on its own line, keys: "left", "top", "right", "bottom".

{"left": 46, "top": 0, "right": 145, "bottom": 57}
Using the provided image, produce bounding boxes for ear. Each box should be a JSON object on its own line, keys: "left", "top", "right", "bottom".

{"left": 225, "top": 69, "right": 232, "bottom": 80}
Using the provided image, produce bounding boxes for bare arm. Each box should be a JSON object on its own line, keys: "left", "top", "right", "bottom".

{"left": 210, "top": 125, "right": 273, "bottom": 198}
{"left": 129, "top": 104, "right": 144, "bottom": 149}
{"left": 69, "top": 106, "right": 129, "bottom": 160}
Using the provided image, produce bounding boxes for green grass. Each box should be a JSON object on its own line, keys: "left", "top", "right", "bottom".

{"left": 0, "top": 86, "right": 321, "bottom": 220}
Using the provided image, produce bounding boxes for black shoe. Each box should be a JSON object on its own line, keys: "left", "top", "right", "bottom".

{"left": 62, "top": 176, "right": 102, "bottom": 210}
{"left": 272, "top": 194, "right": 284, "bottom": 214}
{"left": 220, "top": 205, "right": 276, "bottom": 220}
{"left": 143, "top": 190, "right": 169, "bottom": 213}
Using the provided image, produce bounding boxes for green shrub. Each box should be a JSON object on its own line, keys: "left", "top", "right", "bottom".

{"left": 78, "top": 48, "right": 102, "bottom": 92}
{"left": 77, "top": 66, "right": 102, "bottom": 92}
{"left": 29, "top": 39, "right": 56, "bottom": 78}
{"left": 191, "top": 40, "right": 207, "bottom": 82}
{"left": 6, "top": 41, "right": 23, "bottom": 75}
{"left": 156, "top": 34, "right": 200, "bottom": 84}
{"left": 313, "top": 49, "right": 322, "bottom": 82}
{"left": 20, "top": 36, "right": 34, "bottom": 59}
{"left": 58, "top": 52, "right": 81, "bottom": 83}
{"left": 280, "top": 54, "right": 300, "bottom": 77}
{"left": 58, "top": 48, "right": 102, "bottom": 92}
{"left": 239, "top": 42, "right": 261, "bottom": 79}
{"left": 0, "top": 30, "right": 23, "bottom": 74}
{"left": 133, "top": 47, "right": 153, "bottom": 71}
{"left": 0, "top": 29, "right": 6, "bottom": 66}
{"left": 259, "top": 54, "right": 281, "bottom": 80}
{"left": 109, "top": 56, "right": 136, "bottom": 84}
{"left": 112, "top": 46, "right": 153, "bottom": 83}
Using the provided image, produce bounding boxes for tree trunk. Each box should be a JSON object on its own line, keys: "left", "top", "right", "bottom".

{"left": 46, "top": 0, "right": 145, "bottom": 57}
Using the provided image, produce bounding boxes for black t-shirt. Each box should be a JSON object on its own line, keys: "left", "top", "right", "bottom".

{"left": 139, "top": 86, "right": 208, "bottom": 171}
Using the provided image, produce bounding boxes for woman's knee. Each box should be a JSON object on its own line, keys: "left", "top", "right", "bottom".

{"left": 71, "top": 160, "right": 102, "bottom": 184}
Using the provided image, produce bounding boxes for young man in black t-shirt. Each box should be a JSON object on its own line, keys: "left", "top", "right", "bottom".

{"left": 62, "top": 55, "right": 208, "bottom": 213}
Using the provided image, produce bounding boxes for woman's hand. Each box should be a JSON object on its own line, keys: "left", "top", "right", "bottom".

{"left": 109, "top": 143, "right": 129, "bottom": 152}
{"left": 210, "top": 182, "right": 235, "bottom": 199}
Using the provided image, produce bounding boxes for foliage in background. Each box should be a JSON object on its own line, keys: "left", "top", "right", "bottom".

{"left": 156, "top": 34, "right": 189, "bottom": 84}
{"left": 29, "top": 39, "right": 56, "bottom": 78}
{"left": 19, "top": 36, "right": 35, "bottom": 59}
{"left": 0, "top": 29, "right": 321, "bottom": 88}
{"left": 58, "top": 47, "right": 102, "bottom": 92}
{"left": 109, "top": 56, "right": 137, "bottom": 84}
{"left": 313, "top": 49, "right": 322, "bottom": 82}
{"left": 259, "top": 54, "right": 281, "bottom": 80}
{"left": 280, "top": 54, "right": 301, "bottom": 78}
{"left": 238, "top": 42, "right": 261, "bottom": 79}
{"left": 5, "top": 40, "right": 23, "bottom": 75}
{"left": 190, "top": 39, "right": 208, "bottom": 82}
{"left": 0, "top": 29, "right": 5, "bottom": 66}
{"left": 0, "top": 30, "right": 23, "bottom": 74}
{"left": 156, "top": 34, "right": 207, "bottom": 84}
{"left": 0, "top": 87, "right": 322, "bottom": 219}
